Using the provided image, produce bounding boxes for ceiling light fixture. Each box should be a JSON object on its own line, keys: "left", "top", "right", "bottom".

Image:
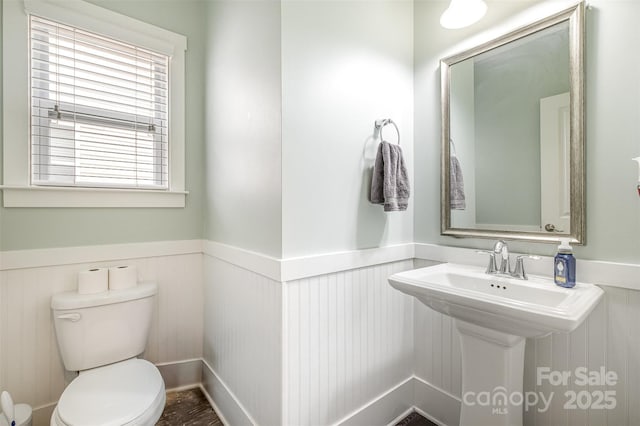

{"left": 440, "top": 0, "right": 488, "bottom": 29}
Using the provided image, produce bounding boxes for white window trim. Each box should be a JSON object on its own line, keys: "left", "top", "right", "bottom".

{"left": 1, "top": 0, "right": 188, "bottom": 207}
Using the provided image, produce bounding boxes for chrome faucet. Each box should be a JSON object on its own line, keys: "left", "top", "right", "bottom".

{"left": 477, "top": 240, "right": 539, "bottom": 280}
{"left": 493, "top": 240, "right": 510, "bottom": 274}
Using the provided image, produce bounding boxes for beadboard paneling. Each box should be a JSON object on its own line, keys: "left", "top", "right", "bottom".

{"left": 413, "top": 297, "right": 463, "bottom": 399}
{"left": 413, "top": 259, "right": 640, "bottom": 426}
{"left": 413, "top": 259, "right": 461, "bottom": 398}
{"left": 522, "top": 286, "right": 640, "bottom": 426}
{"left": 283, "top": 260, "right": 415, "bottom": 426}
{"left": 139, "top": 254, "right": 204, "bottom": 364}
{"left": 0, "top": 252, "right": 203, "bottom": 413}
{"left": 203, "top": 255, "right": 282, "bottom": 426}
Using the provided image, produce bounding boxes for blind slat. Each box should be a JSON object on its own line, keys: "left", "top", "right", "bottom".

{"left": 31, "top": 57, "right": 168, "bottom": 90}
{"left": 32, "top": 145, "right": 169, "bottom": 162}
{"left": 32, "top": 146, "right": 169, "bottom": 162}
{"left": 30, "top": 43, "right": 168, "bottom": 81}
{"left": 30, "top": 15, "right": 170, "bottom": 189}
{"left": 31, "top": 69, "right": 169, "bottom": 99}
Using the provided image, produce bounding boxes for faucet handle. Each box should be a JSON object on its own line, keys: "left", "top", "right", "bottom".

{"left": 477, "top": 250, "right": 498, "bottom": 274}
{"left": 492, "top": 240, "right": 508, "bottom": 255}
{"left": 512, "top": 255, "right": 541, "bottom": 280}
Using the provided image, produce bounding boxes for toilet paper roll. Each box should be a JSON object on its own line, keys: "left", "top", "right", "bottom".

{"left": 108, "top": 265, "right": 138, "bottom": 290}
{"left": 77, "top": 268, "right": 109, "bottom": 294}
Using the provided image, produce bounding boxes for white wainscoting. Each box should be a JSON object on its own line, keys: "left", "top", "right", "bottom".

{"left": 283, "top": 260, "right": 415, "bottom": 426}
{"left": 201, "top": 253, "right": 417, "bottom": 426}
{"left": 202, "top": 254, "right": 283, "bottom": 426}
{"left": 413, "top": 258, "right": 640, "bottom": 426}
{"left": 522, "top": 285, "right": 640, "bottom": 426}
{"left": 0, "top": 248, "right": 203, "bottom": 420}
{"left": 3, "top": 239, "right": 639, "bottom": 426}
{"left": 202, "top": 243, "right": 640, "bottom": 426}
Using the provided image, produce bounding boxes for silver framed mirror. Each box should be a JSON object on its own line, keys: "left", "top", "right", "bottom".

{"left": 440, "top": 2, "right": 585, "bottom": 244}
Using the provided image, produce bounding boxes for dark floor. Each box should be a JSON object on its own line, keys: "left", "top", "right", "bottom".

{"left": 157, "top": 387, "right": 223, "bottom": 426}
{"left": 157, "top": 388, "right": 436, "bottom": 426}
{"left": 395, "top": 411, "right": 438, "bottom": 426}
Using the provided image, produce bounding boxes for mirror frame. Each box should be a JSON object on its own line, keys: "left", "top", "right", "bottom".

{"left": 440, "top": 2, "right": 585, "bottom": 245}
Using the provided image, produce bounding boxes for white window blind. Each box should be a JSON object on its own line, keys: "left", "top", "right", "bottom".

{"left": 30, "top": 15, "right": 169, "bottom": 190}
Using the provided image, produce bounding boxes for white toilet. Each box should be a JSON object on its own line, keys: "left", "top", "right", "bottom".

{"left": 50, "top": 282, "right": 165, "bottom": 426}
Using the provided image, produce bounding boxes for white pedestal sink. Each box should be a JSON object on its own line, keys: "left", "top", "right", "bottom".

{"left": 388, "top": 263, "right": 603, "bottom": 426}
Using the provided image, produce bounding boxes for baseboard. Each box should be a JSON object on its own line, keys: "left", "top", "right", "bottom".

{"left": 386, "top": 406, "right": 416, "bottom": 426}
{"left": 195, "top": 372, "right": 457, "bottom": 426}
{"left": 329, "top": 376, "right": 461, "bottom": 426}
{"left": 194, "top": 371, "right": 458, "bottom": 426}
{"left": 156, "top": 358, "right": 203, "bottom": 391}
{"left": 198, "top": 383, "right": 230, "bottom": 426}
{"left": 201, "top": 358, "right": 256, "bottom": 426}
{"left": 32, "top": 402, "right": 56, "bottom": 426}
{"left": 413, "top": 406, "right": 450, "bottom": 426}
{"left": 334, "top": 377, "right": 414, "bottom": 426}
{"left": 413, "top": 376, "right": 461, "bottom": 426}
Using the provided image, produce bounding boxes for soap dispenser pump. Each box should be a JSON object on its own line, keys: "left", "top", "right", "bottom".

{"left": 554, "top": 238, "right": 576, "bottom": 288}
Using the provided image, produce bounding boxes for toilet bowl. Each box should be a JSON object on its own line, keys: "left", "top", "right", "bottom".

{"left": 50, "top": 359, "right": 165, "bottom": 426}
{"left": 50, "top": 282, "right": 165, "bottom": 426}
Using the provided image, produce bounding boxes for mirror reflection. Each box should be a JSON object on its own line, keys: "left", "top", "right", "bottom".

{"left": 441, "top": 4, "right": 585, "bottom": 244}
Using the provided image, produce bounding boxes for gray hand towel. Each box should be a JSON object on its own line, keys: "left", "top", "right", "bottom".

{"left": 369, "top": 141, "right": 410, "bottom": 211}
{"left": 450, "top": 154, "right": 466, "bottom": 210}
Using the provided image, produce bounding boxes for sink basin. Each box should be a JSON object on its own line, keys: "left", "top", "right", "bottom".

{"left": 388, "top": 263, "right": 604, "bottom": 426}
{"left": 388, "top": 263, "right": 603, "bottom": 338}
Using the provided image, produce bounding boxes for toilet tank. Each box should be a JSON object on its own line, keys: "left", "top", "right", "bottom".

{"left": 51, "top": 282, "right": 157, "bottom": 372}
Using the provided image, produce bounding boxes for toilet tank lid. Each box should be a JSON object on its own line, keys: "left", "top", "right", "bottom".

{"left": 51, "top": 282, "right": 157, "bottom": 310}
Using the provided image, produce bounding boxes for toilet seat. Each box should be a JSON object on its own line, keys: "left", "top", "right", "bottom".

{"left": 51, "top": 359, "right": 165, "bottom": 426}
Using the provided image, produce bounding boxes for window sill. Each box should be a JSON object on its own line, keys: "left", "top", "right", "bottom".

{"left": 0, "top": 186, "right": 187, "bottom": 208}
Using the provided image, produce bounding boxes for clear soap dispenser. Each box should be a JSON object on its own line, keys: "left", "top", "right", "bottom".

{"left": 554, "top": 238, "right": 576, "bottom": 288}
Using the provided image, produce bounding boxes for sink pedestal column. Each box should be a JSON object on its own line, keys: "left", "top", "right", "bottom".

{"left": 455, "top": 320, "right": 526, "bottom": 426}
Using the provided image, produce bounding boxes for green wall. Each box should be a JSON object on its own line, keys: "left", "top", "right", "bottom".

{"left": 414, "top": 0, "right": 640, "bottom": 264}
{"left": 0, "top": 0, "right": 206, "bottom": 250}
{"left": 474, "top": 27, "right": 569, "bottom": 226}
{"left": 202, "top": 0, "right": 283, "bottom": 258}
{"left": 3, "top": 0, "right": 639, "bottom": 265}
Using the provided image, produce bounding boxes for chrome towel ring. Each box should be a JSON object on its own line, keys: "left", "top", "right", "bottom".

{"left": 374, "top": 118, "right": 400, "bottom": 145}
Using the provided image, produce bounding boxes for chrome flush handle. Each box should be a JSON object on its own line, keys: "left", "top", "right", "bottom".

{"left": 57, "top": 313, "right": 81, "bottom": 322}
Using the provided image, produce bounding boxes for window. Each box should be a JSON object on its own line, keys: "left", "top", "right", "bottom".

{"left": 2, "top": 0, "right": 187, "bottom": 207}
{"left": 31, "top": 16, "right": 169, "bottom": 190}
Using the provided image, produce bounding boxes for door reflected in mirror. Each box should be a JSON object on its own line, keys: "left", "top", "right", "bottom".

{"left": 441, "top": 3, "right": 585, "bottom": 244}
